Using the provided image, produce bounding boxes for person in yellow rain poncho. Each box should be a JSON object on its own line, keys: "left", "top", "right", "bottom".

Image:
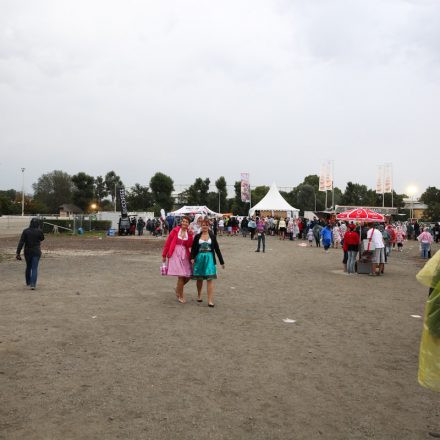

{"left": 416, "top": 249, "right": 440, "bottom": 392}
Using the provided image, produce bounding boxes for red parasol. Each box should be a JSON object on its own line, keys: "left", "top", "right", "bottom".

{"left": 336, "top": 208, "right": 385, "bottom": 222}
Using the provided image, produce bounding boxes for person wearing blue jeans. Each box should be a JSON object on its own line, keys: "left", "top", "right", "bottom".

{"left": 24, "top": 254, "right": 40, "bottom": 287}
{"left": 421, "top": 242, "right": 430, "bottom": 259}
{"left": 255, "top": 218, "right": 266, "bottom": 253}
{"left": 16, "top": 218, "right": 44, "bottom": 290}
{"left": 417, "top": 228, "right": 434, "bottom": 260}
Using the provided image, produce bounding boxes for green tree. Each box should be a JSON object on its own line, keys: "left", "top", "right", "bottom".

{"left": 0, "top": 189, "right": 18, "bottom": 201}
{"left": 126, "top": 183, "right": 153, "bottom": 211}
{"left": 32, "top": 170, "right": 73, "bottom": 213}
{"left": 104, "top": 171, "right": 123, "bottom": 206}
{"left": 0, "top": 195, "right": 20, "bottom": 215}
{"left": 251, "top": 186, "right": 270, "bottom": 206}
{"left": 298, "top": 175, "right": 326, "bottom": 210}
{"left": 341, "top": 182, "right": 376, "bottom": 206}
{"left": 72, "top": 172, "right": 95, "bottom": 211}
{"left": 26, "top": 197, "right": 49, "bottom": 214}
{"left": 95, "top": 176, "right": 108, "bottom": 203}
{"left": 383, "top": 191, "right": 406, "bottom": 209}
{"left": 215, "top": 176, "right": 227, "bottom": 212}
{"left": 303, "top": 174, "right": 319, "bottom": 187}
{"left": 100, "top": 199, "right": 114, "bottom": 211}
{"left": 186, "top": 178, "right": 210, "bottom": 205}
{"left": 149, "top": 172, "right": 174, "bottom": 213}
{"left": 296, "top": 184, "right": 316, "bottom": 212}
{"left": 421, "top": 186, "right": 440, "bottom": 221}
{"left": 229, "top": 181, "right": 248, "bottom": 215}
{"left": 206, "top": 192, "right": 220, "bottom": 212}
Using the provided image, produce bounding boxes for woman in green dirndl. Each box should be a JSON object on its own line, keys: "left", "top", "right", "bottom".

{"left": 190, "top": 218, "right": 225, "bottom": 307}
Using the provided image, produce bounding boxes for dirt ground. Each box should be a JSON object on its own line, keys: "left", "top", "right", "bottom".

{"left": 0, "top": 233, "right": 439, "bottom": 440}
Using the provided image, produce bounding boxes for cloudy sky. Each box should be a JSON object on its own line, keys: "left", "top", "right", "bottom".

{"left": 1, "top": 0, "right": 439, "bottom": 196}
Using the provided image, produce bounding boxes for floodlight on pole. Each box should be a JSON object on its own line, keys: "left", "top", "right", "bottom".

{"left": 21, "top": 168, "right": 25, "bottom": 216}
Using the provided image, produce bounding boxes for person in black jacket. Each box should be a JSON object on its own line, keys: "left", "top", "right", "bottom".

{"left": 16, "top": 218, "right": 45, "bottom": 290}
{"left": 190, "top": 218, "right": 225, "bottom": 307}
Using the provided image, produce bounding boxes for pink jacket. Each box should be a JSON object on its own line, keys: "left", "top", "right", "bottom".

{"left": 418, "top": 231, "right": 433, "bottom": 244}
{"left": 162, "top": 226, "right": 194, "bottom": 258}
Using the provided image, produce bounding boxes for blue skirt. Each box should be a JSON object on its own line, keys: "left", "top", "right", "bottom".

{"left": 193, "top": 252, "right": 217, "bottom": 280}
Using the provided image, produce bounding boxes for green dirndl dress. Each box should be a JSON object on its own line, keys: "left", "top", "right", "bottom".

{"left": 193, "top": 239, "right": 217, "bottom": 280}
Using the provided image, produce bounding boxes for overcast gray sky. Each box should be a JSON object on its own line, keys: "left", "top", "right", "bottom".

{"left": 1, "top": 0, "right": 439, "bottom": 196}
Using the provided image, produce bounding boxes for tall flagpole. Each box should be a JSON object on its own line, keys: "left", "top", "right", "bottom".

{"left": 21, "top": 168, "right": 25, "bottom": 216}
{"left": 331, "top": 160, "right": 335, "bottom": 211}
{"left": 249, "top": 178, "right": 252, "bottom": 212}
{"left": 391, "top": 164, "right": 394, "bottom": 208}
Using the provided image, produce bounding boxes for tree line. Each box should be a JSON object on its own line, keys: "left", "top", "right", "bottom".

{"left": 0, "top": 170, "right": 439, "bottom": 221}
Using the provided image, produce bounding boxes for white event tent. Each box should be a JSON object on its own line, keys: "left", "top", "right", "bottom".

{"left": 249, "top": 183, "right": 300, "bottom": 218}
{"left": 170, "top": 205, "right": 221, "bottom": 217}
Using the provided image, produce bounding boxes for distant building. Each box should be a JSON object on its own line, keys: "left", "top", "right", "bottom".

{"left": 59, "top": 204, "right": 83, "bottom": 217}
{"left": 402, "top": 198, "right": 428, "bottom": 220}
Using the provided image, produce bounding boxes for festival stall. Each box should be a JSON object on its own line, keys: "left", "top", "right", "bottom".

{"left": 336, "top": 208, "right": 385, "bottom": 223}
{"left": 170, "top": 205, "right": 221, "bottom": 217}
{"left": 336, "top": 208, "right": 385, "bottom": 274}
{"left": 249, "top": 183, "right": 299, "bottom": 218}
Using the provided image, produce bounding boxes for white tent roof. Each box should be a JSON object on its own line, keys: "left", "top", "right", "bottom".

{"left": 249, "top": 183, "right": 299, "bottom": 216}
{"left": 170, "top": 205, "right": 221, "bottom": 216}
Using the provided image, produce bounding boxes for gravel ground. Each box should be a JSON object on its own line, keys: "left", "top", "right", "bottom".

{"left": 0, "top": 233, "right": 439, "bottom": 440}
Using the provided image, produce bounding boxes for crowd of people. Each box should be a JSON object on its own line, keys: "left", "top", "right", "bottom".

{"left": 159, "top": 214, "right": 439, "bottom": 282}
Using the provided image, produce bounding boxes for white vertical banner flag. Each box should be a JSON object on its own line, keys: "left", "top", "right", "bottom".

{"left": 319, "top": 161, "right": 333, "bottom": 191}
{"left": 240, "top": 173, "right": 251, "bottom": 203}
{"left": 376, "top": 165, "right": 384, "bottom": 194}
{"left": 325, "top": 160, "right": 333, "bottom": 191}
{"left": 383, "top": 163, "right": 393, "bottom": 193}
{"left": 319, "top": 163, "right": 326, "bottom": 192}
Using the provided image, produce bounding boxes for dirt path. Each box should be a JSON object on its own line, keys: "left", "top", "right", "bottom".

{"left": 0, "top": 235, "right": 439, "bottom": 439}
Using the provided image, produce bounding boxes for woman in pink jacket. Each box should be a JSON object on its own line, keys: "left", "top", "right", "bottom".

{"left": 418, "top": 228, "right": 434, "bottom": 259}
{"left": 162, "top": 216, "right": 194, "bottom": 303}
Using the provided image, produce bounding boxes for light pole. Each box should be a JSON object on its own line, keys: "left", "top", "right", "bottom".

{"left": 407, "top": 186, "right": 417, "bottom": 221}
{"left": 21, "top": 168, "right": 25, "bottom": 216}
{"left": 313, "top": 191, "right": 317, "bottom": 211}
{"left": 218, "top": 191, "right": 221, "bottom": 213}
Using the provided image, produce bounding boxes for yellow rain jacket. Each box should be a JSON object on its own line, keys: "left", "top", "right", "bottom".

{"left": 416, "top": 250, "right": 440, "bottom": 392}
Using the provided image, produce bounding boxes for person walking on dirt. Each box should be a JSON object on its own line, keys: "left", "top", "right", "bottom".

{"left": 433, "top": 223, "right": 440, "bottom": 244}
{"left": 191, "top": 218, "right": 225, "bottom": 307}
{"left": 162, "top": 216, "right": 194, "bottom": 304}
{"left": 343, "top": 224, "right": 360, "bottom": 274}
{"left": 320, "top": 224, "right": 333, "bottom": 252}
{"left": 367, "top": 223, "right": 385, "bottom": 276}
{"left": 16, "top": 218, "right": 45, "bottom": 290}
{"left": 247, "top": 217, "right": 256, "bottom": 240}
{"left": 313, "top": 223, "right": 322, "bottom": 247}
{"left": 255, "top": 217, "right": 266, "bottom": 253}
{"left": 136, "top": 217, "right": 145, "bottom": 236}
{"left": 418, "top": 227, "right": 434, "bottom": 259}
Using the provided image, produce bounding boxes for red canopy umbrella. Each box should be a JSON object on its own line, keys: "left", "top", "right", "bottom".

{"left": 336, "top": 208, "right": 385, "bottom": 222}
